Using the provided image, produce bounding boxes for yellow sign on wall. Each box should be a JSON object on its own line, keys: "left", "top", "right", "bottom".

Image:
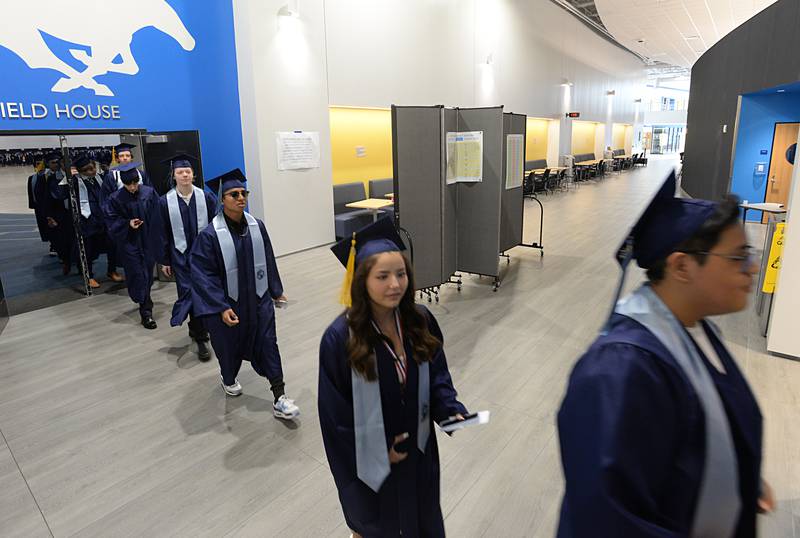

{"left": 762, "top": 223, "right": 785, "bottom": 293}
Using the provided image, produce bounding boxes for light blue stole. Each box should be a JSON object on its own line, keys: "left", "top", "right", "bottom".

{"left": 166, "top": 187, "right": 207, "bottom": 253}
{"left": 351, "top": 324, "right": 430, "bottom": 493}
{"left": 77, "top": 175, "right": 100, "bottom": 218}
{"left": 616, "top": 285, "right": 740, "bottom": 538}
{"left": 211, "top": 212, "right": 267, "bottom": 301}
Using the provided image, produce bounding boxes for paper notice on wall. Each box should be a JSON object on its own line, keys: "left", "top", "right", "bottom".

{"left": 505, "top": 134, "right": 524, "bottom": 189}
{"left": 446, "top": 131, "right": 483, "bottom": 184}
{"left": 276, "top": 131, "right": 320, "bottom": 170}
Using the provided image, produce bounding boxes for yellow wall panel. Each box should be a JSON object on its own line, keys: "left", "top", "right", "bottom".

{"left": 525, "top": 118, "right": 550, "bottom": 161}
{"left": 329, "top": 107, "right": 393, "bottom": 193}
{"left": 612, "top": 124, "right": 626, "bottom": 149}
{"left": 572, "top": 121, "right": 596, "bottom": 155}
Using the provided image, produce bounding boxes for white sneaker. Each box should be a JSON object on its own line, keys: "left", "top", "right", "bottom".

{"left": 221, "top": 376, "right": 242, "bottom": 396}
{"left": 273, "top": 394, "right": 300, "bottom": 419}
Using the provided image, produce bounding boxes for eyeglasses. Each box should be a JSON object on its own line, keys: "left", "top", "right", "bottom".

{"left": 683, "top": 246, "right": 755, "bottom": 272}
{"left": 225, "top": 190, "right": 250, "bottom": 200}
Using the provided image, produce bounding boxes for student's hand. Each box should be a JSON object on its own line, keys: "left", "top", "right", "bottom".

{"left": 444, "top": 414, "right": 465, "bottom": 436}
{"left": 161, "top": 265, "right": 172, "bottom": 278}
{"left": 46, "top": 217, "right": 58, "bottom": 228}
{"left": 129, "top": 218, "right": 143, "bottom": 229}
{"left": 389, "top": 432, "right": 409, "bottom": 464}
{"left": 758, "top": 479, "right": 775, "bottom": 514}
{"left": 221, "top": 308, "right": 239, "bottom": 327}
{"left": 70, "top": 166, "right": 78, "bottom": 175}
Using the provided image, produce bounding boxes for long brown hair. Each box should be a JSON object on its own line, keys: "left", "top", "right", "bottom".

{"left": 345, "top": 252, "right": 441, "bottom": 380}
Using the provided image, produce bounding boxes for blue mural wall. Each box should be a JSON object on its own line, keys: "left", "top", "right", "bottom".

{"left": 731, "top": 88, "right": 800, "bottom": 221}
{"left": 0, "top": 0, "right": 243, "bottom": 178}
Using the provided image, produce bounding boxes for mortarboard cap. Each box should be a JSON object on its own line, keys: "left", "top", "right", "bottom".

{"left": 206, "top": 168, "right": 246, "bottom": 197}
{"left": 603, "top": 171, "right": 718, "bottom": 333}
{"left": 161, "top": 151, "right": 197, "bottom": 170}
{"left": 115, "top": 142, "right": 136, "bottom": 154}
{"left": 45, "top": 151, "right": 62, "bottom": 162}
{"left": 330, "top": 218, "right": 407, "bottom": 306}
{"left": 115, "top": 161, "right": 143, "bottom": 184}
{"left": 72, "top": 154, "right": 92, "bottom": 170}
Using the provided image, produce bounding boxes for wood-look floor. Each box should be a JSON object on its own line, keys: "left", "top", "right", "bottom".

{"left": 1, "top": 156, "right": 798, "bottom": 537}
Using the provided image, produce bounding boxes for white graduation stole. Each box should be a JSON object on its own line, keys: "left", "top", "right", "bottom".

{"left": 212, "top": 212, "right": 267, "bottom": 301}
{"left": 77, "top": 175, "right": 99, "bottom": 218}
{"left": 351, "top": 329, "right": 430, "bottom": 493}
{"left": 167, "top": 187, "right": 208, "bottom": 253}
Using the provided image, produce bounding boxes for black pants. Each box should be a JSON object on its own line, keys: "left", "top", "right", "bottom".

{"left": 139, "top": 296, "right": 153, "bottom": 319}
{"left": 188, "top": 313, "right": 209, "bottom": 342}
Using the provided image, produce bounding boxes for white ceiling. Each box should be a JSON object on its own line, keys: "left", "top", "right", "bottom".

{"left": 594, "top": 0, "right": 778, "bottom": 68}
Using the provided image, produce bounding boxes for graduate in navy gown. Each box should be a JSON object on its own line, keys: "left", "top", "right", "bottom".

{"left": 557, "top": 172, "right": 774, "bottom": 538}
{"left": 319, "top": 218, "right": 468, "bottom": 538}
{"left": 40, "top": 152, "right": 73, "bottom": 275}
{"left": 101, "top": 143, "right": 149, "bottom": 283}
{"left": 190, "top": 169, "right": 299, "bottom": 419}
{"left": 157, "top": 152, "right": 217, "bottom": 361}
{"left": 55, "top": 155, "right": 110, "bottom": 288}
{"left": 104, "top": 162, "right": 161, "bottom": 329}
{"left": 27, "top": 159, "right": 52, "bottom": 248}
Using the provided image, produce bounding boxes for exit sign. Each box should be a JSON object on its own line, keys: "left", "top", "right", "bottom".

{"left": 566, "top": 112, "right": 580, "bottom": 118}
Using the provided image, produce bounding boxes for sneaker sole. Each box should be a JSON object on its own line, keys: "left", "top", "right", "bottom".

{"left": 273, "top": 409, "right": 300, "bottom": 419}
{"left": 221, "top": 385, "right": 242, "bottom": 397}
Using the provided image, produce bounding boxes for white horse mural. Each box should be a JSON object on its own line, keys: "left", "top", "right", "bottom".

{"left": 0, "top": 0, "right": 196, "bottom": 97}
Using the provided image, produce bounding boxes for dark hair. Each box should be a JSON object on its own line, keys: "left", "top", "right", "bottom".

{"left": 345, "top": 252, "right": 441, "bottom": 380}
{"left": 646, "top": 195, "right": 742, "bottom": 283}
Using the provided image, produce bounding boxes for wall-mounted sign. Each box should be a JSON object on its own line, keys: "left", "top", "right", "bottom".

{"left": 0, "top": 1, "right": 244, "bottom": 177}
{"left": 566, "top": 112, "right": 580, "bottom": 118}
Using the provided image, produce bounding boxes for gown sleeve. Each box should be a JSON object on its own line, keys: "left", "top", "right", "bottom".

{"left": 258, "top": 220, "right": 284, "bottom": 299}
{"left": 189, "top": 229, "right": 231, "bottom": 316}
{"left": 422, "top": 308, "right": 468, "bottom": 423}
{"left": 156, "top": 197, "right": 172, "bottom": 267}
{"left": 557, "top": 342, "right": 684, "bottom": 537}
{"left": 103, "top": 193, "right": 131, "bottom": 244}
{"left": 318, "top": 323, "right": 358, "bottom": 491}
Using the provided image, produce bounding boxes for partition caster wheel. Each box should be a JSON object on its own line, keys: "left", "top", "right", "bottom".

{"left": 540, "top": 251, "right": 544, "bottom": 258}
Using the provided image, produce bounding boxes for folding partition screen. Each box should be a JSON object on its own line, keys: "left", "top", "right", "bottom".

{"left": 500, "top": 112, "right": 526, "bottom": 253}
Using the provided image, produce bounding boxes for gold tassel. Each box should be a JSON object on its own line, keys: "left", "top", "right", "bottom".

{"left": 339, "top": 233, "right": 357, "bottom": 307}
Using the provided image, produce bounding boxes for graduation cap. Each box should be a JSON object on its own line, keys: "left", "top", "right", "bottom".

{"left": 331, "top": 218, "right": 407, "bottom": 307}
{"left": 161, "top": 151, "right": 197, "bottom": 170}
{"left": 603, "top": 171, "right": 718, "bottom": 332}
{"left": 115, "top": 142, "right": 136, "bottom": 154}
{"left": 115, "top": 161, "right": 143, "bottom": 184}
{"left": 206, "top": 168, "right": 246, "bottom": 197}
{"left": 72, "top": 154, "right": 92, "bottom": 170}
{"left": 45, "top": 151, "right": 62, "bottom": 162}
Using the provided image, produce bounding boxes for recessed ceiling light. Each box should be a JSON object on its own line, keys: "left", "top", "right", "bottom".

{"left": 778, "top": 89, "right": 786, "bottom": 93}
{"left": 685, "top": 35, "right": 700, "bottom": 40}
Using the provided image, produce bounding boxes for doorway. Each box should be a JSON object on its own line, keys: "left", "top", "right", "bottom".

{"left": 764, "top": 122, "right": 799, "bottom": 222}
{"left": 0, "top": 129, "right": 201, "bottom": 316}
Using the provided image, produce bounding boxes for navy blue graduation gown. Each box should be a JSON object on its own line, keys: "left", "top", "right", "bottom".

{"left": 104, "top": 185, "right": 161, "bottom": 305}
{"left": 157, "top": 190, "right": 218, "bottom": 326}
{"left": 41, "top": 171, "right": 74, "bottom": 263}
{"left": 27, "top": 172, "right": 51, "bottom": 242}
{"left": 557, "top": 313, "right": 763, "bottom": 538}
{"left": 55, "top": 175, "right": 108, "bottom": 264}
{"left": 318, "top": 308, "right": 468, "bottom": 537}
{"left": 190, "top": 215, "right": 284, "bottom": 377}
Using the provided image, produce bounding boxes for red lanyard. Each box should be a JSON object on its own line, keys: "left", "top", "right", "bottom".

{"left": 371, "top": 311, "right": 407, "bottom": 386}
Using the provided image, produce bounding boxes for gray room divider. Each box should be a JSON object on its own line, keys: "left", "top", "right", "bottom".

{"left": 500, "top": 112, "right": 526, "bottom": 254}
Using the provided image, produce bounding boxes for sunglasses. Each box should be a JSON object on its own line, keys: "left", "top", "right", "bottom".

{"left": 225, "top": 190, "right": 250, "bottom": 200}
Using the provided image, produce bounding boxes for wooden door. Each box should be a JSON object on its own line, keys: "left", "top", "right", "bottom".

{"left": 764, "top": 123, "right": 799, "bottom": 222}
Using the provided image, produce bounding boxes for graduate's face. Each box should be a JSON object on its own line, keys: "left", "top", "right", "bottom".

{"left": 366, "top": 252, "right": 408, "bottom": 310}
{"left": 47, "top": 159, "right": 60, "bottom": 171}
{"left": 124, "top": 181, "right": 140, "bottom": 193}
{"left": 222, "top": 188, "right": 247, "bottom": 213}
{"left": 173, "top": 167, "right": 194, "bottom": 187}
{"left": 683, "top": 224, "right": 757, "bottom": 315}
{"left": 78, "top": 162, "right": 96, "bottom": 177}
{"left": 118, "top": 151, "right": 132, "bottom": 164}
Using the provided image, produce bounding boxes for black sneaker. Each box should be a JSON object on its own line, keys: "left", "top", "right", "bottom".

{"left": 141, "top": 317, "right": 157, "bottom": 330}
{"left": 197, "top": 340, "right": 211, "bottom": 361}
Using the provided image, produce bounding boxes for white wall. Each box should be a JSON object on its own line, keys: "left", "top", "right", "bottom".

{"left": 643, "top": 110, "right": 688, "bottom": 125}
{"left": 767, "top": 129, "right": 800, "bottom": 358}
{"left": 233, "top": 0, "right": 335, "bottom": 256}
{"left": 233, "top": 0, "right": 647, "bottom": 255}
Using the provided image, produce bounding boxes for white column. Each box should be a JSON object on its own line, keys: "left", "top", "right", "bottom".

{"left": 233, "top": 0, "right": 335, "bottom": 256}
